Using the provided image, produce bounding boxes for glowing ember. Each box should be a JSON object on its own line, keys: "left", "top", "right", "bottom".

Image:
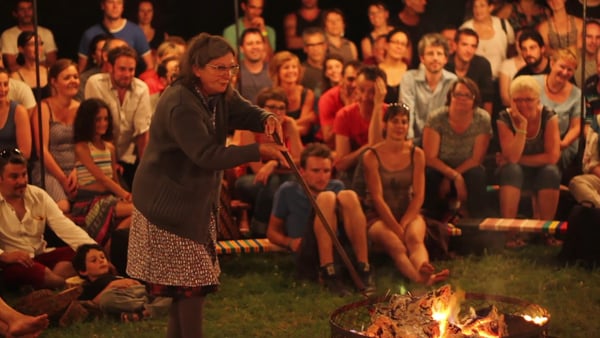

{"left": 522, "top": 315, "right": 548, "bottom": 326}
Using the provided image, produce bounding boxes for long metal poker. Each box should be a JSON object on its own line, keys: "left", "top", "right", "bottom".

{"left": 271, "top": 133, "right": 367, "bottom": 294}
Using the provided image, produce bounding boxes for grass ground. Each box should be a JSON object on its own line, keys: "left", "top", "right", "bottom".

{"left": 8, "top": 243, "right": 600, "bottom": 338}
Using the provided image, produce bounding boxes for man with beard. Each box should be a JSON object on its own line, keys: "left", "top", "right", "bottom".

{"left": 85, "top": 46, "right": 151, "bottom": 189}
{"left": 267, "top": 143, "right": 374, "bottom": 296}
{"left": 400, "top": 33, "right": 457, "bottom": 146}
{"left": 1, "top": 0, "right": 58, "bottom": 72}
{"left": 77, "top": 0, "right": 153, "bottom": 74}
{"left": 575, "top": 19, "right": 600, "bottom": 87}
{"left": 514, "top": 29, "right": 550, "bottom": 78}
{"left": 0, "top": 149, "right": 96, "bottom": 289}
{"left": 445, "top": 28, "right": 494, "bottom": 114}
{"left": 223, "top": 0, "right": 275, "bottom": 60}
{"left": 283, "top": 0, "right": 322, "bottom": 59}
{"left": 236, "top": 28, "right": 272, "bottom": 104}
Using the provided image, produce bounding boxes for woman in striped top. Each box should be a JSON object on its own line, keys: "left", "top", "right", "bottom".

{"left": 71, "top": 98, "right": 132, "bottom": 247}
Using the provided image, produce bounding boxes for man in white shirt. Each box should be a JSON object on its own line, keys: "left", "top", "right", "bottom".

{"left": 85, "top": 45, "right": 151, "bottom": 189}
{"left": 0, "top": 150, "right": 96, "bottom": 289}
{"left": 8, "top": 78, "right": 36, "bottom": 118}
{"left": 0, "top": 0, "right": 58, "bottom": 72}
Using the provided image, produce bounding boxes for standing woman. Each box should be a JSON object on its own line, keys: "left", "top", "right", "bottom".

{"left": 31, "top": 59, "right": 80, "bottom": 213}
{"left": 0, "top": 67, "right": 31, "bottom": 158}
{"left": 362, "top": 104, "right": 449, "bottom": 285}
{"left": 422, "top": 78, "right": 492, "bottom": 218}
{"left": 10, "top": 31, "right": 50, "bottom": 102}
{"left": 137, "top": 0, "right": 167, "bottom": 55}
{"left": 126, "top": 33, "right": 286, "bottom": 338}
{"left": 361, "top": 2, "right": 395, "bottom": 61}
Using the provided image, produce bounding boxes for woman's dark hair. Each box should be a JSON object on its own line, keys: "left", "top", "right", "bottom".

{"left": 48, "top": 58, "right": 77, "bottom": 82}
{"left": 16, "top": 30, "right": 36, "bottom": 66}
{"left": 256, "top": 87, "right": 288, "bottom": 108}
{"left": 72, "top": 243, "right": 106, "bottom": 278}
{"left": 74, "top": 98, "right": 114, "bottom": 143}
{"left": 180, "top": 33, "right": 235, "bottom": 87}
{"left": 382, "top": 103, "right": 410, "bottom": 139}
{"left": 322, "top": 54, "right": 345, "bottom": 91}
{"left": 86, "top": 34, "right": 110, "bottom": 70}
{"left": 445, "top": 77, "right": 482, "bottom": 108}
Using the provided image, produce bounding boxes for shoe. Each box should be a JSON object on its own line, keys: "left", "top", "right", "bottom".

{"left": 356, "top": 262, "right": 376, "bottom": 296}
{"left": 320, "top": 264, "right": 351, "bottom": 297}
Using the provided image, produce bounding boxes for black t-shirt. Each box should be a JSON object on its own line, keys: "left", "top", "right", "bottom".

{"left": 78, "top": 274, "right": 120, "bottom": 301}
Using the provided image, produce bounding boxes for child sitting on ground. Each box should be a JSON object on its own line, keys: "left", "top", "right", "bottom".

{"left": 72, "top": 244, "right": 171, "bottom": 321}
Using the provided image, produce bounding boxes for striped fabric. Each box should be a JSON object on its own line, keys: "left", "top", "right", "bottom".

{"left": 216, "top": 238, "right": 285, "bottom": 255}
{"left": 457, "top": 217, "right": 568, "bottom": 235}
{"left": 76, "top": 142, "right": 113, "bottom": 186}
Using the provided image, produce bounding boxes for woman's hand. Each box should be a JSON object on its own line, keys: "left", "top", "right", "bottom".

{"left": 509, "top": 105, "right": 528, "bottom": 131}
{"left": 264, "top": 115, "right": 284, "bottom": 144}
{"left": 374, "top": 77, "right": 387, "bottom": 105}
{"left": 454, "top": 174, "right": 468, "bottom": 202}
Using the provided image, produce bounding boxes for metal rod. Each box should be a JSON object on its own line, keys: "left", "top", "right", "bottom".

{"left": 271, "top": 133, "right": 366, "bottom": 293}
{"left": 32, "top": 0, "right": 45, "bottom": 188}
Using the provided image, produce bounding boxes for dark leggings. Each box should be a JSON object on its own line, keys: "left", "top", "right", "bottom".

{"left": 425, "top": 165, "right": 488, "bottom": 217}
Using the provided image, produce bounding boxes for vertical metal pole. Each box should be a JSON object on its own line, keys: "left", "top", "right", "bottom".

{"left": 234, "top": 0, "right": 243, "bottom": 92}
{"left": 32, "top": 0, "right": 45, "bottom": 188}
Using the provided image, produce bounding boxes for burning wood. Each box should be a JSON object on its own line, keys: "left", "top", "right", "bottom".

{"left": 363, "top": 285, "right": 508, "bottom": 338}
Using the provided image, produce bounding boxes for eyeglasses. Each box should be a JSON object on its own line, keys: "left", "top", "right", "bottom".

{"left": 305, "top": 41, "right": 325, "bottom": 48}
{"left": 0, "top": 148, "right": 22, "bottom": 159}
{"left": 452, "top": 92, "right": 475, "bottom": 99}
{"left": 264, "top": 104, "right": 287, "bottom": 112}
{"left": 206, "top": 63, "right": 240, "bottom": 75}
{"left": 513, "top": 97, "right": 537, "bottom": 104}
{"left": 388, "top": 40, "right": 407, "bottom": 46}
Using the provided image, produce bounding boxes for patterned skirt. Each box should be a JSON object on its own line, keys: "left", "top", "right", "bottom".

{"left": 126, "top": 208, "right": 220, "bottom": 298}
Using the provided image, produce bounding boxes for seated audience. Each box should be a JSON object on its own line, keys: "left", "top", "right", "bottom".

{"left": 301, "top": 27, "right": 328, "bottom": 97}
{"left": 31, "top": 59, "right": 81, "bottom": 213}
{"left": 362, "top": 104, "right": 450, "bottom": 285}
{"left": 498, "top": 28, "right": 526, "bottom": 108}
{"left": 322, "top": 54, "right": 345, "bottom": 93}
{"left": 532, "top": 48, "right": 581, "bottom": 176}
{"left": 318, "top": 60, "right": 361, "bottom": 148}
{"left": 0, "top": 296, "right": 48, "bottom": 337}
{"left": 422, "top": 78, "right": 492, "bottom": 219}
{"left": 0, "top": 68, "right": 31, "bottom": 159}
{"left": 283, "top": 0, "right": 323, "bottom": 58}
{"left": 269, "top": 51, "right": 316, "bottom": 143}
{"left": 0, "top": 149, "right": 96, "bottom": 289}
{"left": 1, "top": 0, "right": 57, "bottom": 72}
{"left": 234, "top": 88, "right": 303, "bottom": 237}
{"left": 223, "top": 0, "right": 275, "bottom": 60}
{"left": 575, "top": 19, "right": 600, "bottom": 87}
{"left": 584, "top": 48, "right": 600, "bottom": 125}
{"left": 496, "top": 75, "right": 561, "bottom": 247}
{"left": 72, "top": 98, "right": 133, "bottom": 248}
{"left": 514, "top": 29, "right": 551, "bottom": 78}
{"left": 267, "top": 143, "right": 374, "bottom": 295}
{"left": 537, "top": 0, "right": 582, "bottom": 55}
{"left": 235, "top": 28, "right": 272, "bottom": 104}
{"left": 495, "top": 0, "right": 547, "bottom": 33}
{"left": 569, "top": 112, "right": 600, "bottom": 207}
{"left": 461, "top": 0, "right": 515, "bottom": 79}
{"left": 139, "top": 40, "right": 184, "bottom": 96}
{"left": 322, "top": 9, "right": 358, "bottom": 63}
{"left": 149, "top": 56, "right": 179, "bottom": 111}
{"left": 10, "top": 31, "right": 51, "bottom": 101}
{"left": 73, "top": 244, "right": 171, "bottom": 321}
{"left": 363, "top": 34, "right": 388, "bottom": 66}
{"left": 361, "top": 1, "right": 394, "bottom": 62}
{"left": 378, "top": 28, "right": 409, "bottom": 104}
{"left": 77, "top": 36, "right": 126, "bottom": 101}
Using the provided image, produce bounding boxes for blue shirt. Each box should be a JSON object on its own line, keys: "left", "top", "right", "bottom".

{"left": 400, "top": 67, "right": 457, "bottom": 145}
{"left": 272, "top": 179, "right": 344, "bottom": 238}
{"left": 78, "top": 20, "right": 150, "bottom": 61}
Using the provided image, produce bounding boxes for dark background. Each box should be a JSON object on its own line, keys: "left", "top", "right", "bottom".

{"left": 0, "top": 0, "right": 468, "bottom": 61}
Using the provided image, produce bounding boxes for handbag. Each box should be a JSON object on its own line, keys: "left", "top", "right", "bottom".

{"left": 559, "top": 201, "right": 600, "bottom": 267}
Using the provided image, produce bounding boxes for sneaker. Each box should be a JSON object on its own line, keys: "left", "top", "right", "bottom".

{"left": 356, "top": 262, "right": 376, "bottom": 296}
{"left": 319, "top": 264, "right": 351, "bottom": 297}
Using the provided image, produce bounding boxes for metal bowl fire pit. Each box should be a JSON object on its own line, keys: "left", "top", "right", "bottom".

{"left": 330, "top": 286, "right": 550, "bottom": 338}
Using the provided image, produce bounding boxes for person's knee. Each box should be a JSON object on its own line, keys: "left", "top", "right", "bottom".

{"left": 498, "top": 163, "right": 523, "bottom": 188}
{"left": 336, "top": 190, "right": 360, "bottom": 208}
{"left": 315, "top": 191, "right": 337, "bottom": 208}
{"left": 536, "top": 165, "right": 561, "bottom": 190}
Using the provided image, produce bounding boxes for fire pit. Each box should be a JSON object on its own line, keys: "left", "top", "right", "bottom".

{"left": 330, "top": 285, "right": 550, "bottom": 338}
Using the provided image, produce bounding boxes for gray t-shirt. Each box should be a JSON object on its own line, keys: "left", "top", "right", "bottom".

{"left": 426, "top": 106, "right": 492, "bottom": 168}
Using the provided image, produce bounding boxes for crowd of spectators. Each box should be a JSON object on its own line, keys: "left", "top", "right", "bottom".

{"left": 1, "top": 0, "right": 600, "bottom": 313}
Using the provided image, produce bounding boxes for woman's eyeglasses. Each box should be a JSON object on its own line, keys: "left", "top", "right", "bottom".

{"left": 206, "top": 64, "right": 240, "bottom": 75}
{"left": 264, "top": 104, "right": 287, "bottom": 112}
{"left": 451, "top": 92, "right": 475, "bottom": 100}
{"left": 0, "top": 148, "right": 22, "bottom": 159}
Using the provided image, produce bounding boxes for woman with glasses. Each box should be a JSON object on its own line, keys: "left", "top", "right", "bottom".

{"left": 361, "top": 2, "right": 394, "bottom": 62}
{"left": 378, "top": 28, "right": 410, "bottom": 104}
{"left": 126, "top": 33, "right": 286, "bottom": 338}
{"left": 362, "top": 104, "right": 449, "bottom": 285}
{"left": 233, "top": 87, "right": 303, "bottom": 237}
{"left": 31, "top": 59, "right": 80, "bottom": 213}
{"left": 10, "top": 31, "right": 50, "bottom": 102}
{"left": 497, "top": 75, "right": 561, "bottom": 248}
{"left": 0, "top": 68, "right": 31, "bottom": 159}
{"left": 422, "top": 78, "right": 492, "bottom": 219}
{"left": 269, "top": 51, "right": 316, "bottom": 143}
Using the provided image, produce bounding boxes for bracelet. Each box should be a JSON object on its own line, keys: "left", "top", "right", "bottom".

{"left": 515, "top": 128, "right": 527, "bottom": 135}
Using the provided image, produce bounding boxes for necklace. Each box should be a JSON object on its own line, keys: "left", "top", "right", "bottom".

{"left": 545, "top": 75, "right": 563, "bottom": 95}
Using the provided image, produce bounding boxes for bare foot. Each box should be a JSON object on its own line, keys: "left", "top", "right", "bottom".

{"left": 419, "top": 262, "right": 436, "bottom": 276}
{"left": 9, "top": 313, "right": 49, "bottom": 337}
{"left": 425, "top": 269, "right": 450, "bottom": 286}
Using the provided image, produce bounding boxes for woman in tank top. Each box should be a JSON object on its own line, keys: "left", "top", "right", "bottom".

{"left": 10, "top": 31, "right": 51, "bottom": 102}
{"left": 537, "top": 0, "right": 583, "bottom": 55}
{"left": 362, "top": 104, "right": 449, "bottom": 285}
{"left": 31, "top": 59, "right": 80, "bottom": 213}
{"left": 0, "top": 68, "right": 31, "bottom": 158}
{"left": 71, "top": 98, "right": 132, "bottom": 247}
